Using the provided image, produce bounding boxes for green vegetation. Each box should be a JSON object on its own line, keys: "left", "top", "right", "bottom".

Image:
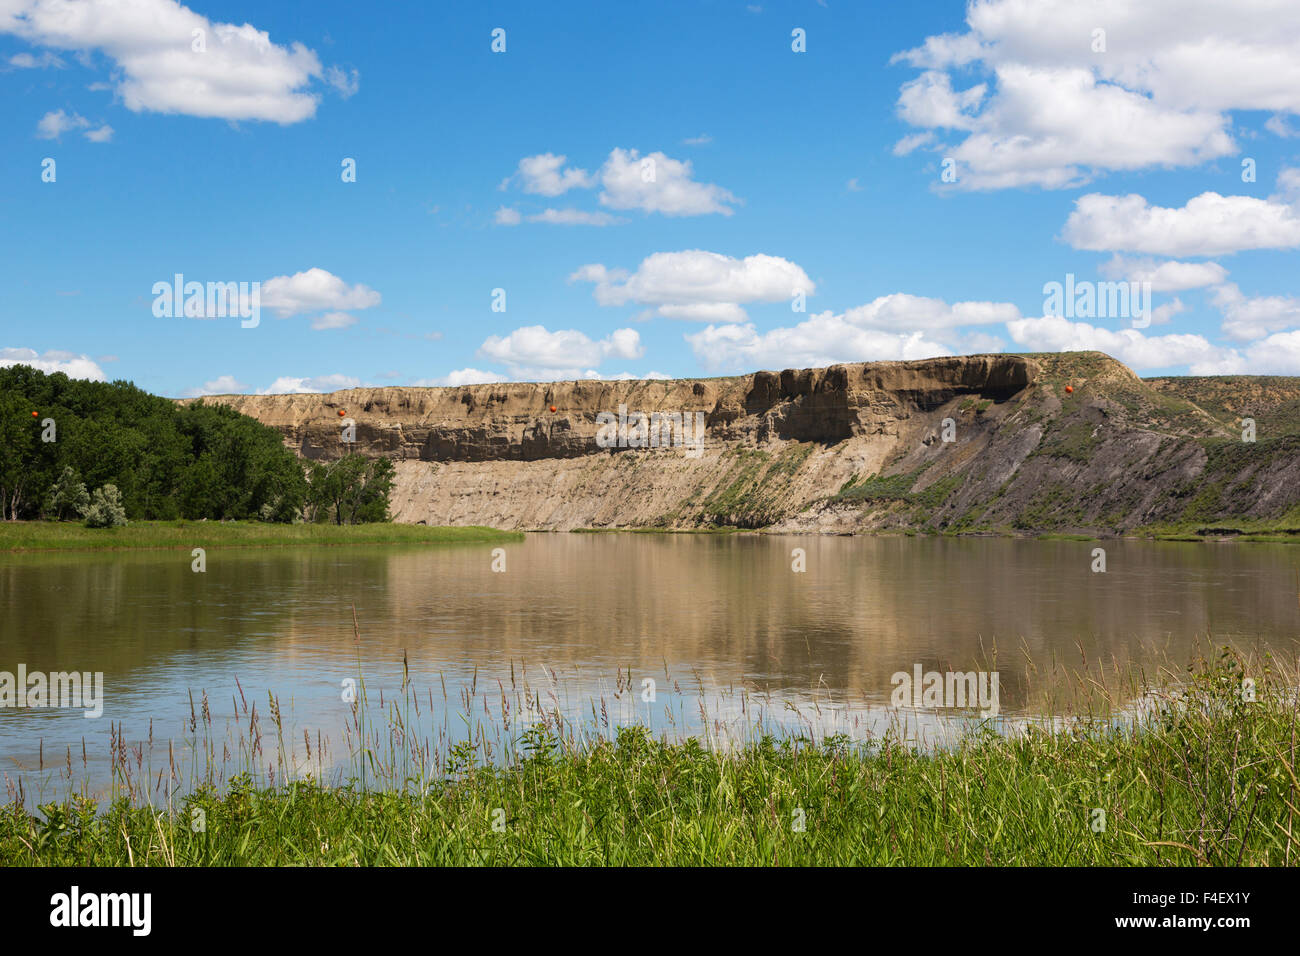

{"left": 0, "top": 365, "right": 307, "bottom": 522}
{"left": 304, "top": 456, "right": 396, "bottom": 525}
{"left": 0, "top": 519, "right": 520, "bottom": 552}
{"left": 831, "top": 467, "right": 963, "bottom": 518}
{"left": 3, "top": 650, "right": 1295, "bottom": 866}
{"left": 1, "top": 365, "right": 400, "bottom": 528}
{"left": 1034, "top": 420, "right": 1102, "bottom": 463}
{"left": 692, "top": 443, "right": 814, "bottom": 528}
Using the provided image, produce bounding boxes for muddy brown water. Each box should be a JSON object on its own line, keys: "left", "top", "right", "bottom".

{"left": 2, "top": 534, "right": 1297, "bottom": 799}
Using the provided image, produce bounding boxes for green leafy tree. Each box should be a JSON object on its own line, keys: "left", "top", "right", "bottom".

{"left": 306, "top": 455, "right": 396, "bottom": 524}
{"left": 0, "top": 366, "right": 309, "bottom": 523}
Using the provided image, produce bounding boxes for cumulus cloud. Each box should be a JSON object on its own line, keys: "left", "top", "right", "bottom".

{"left": 597, "top": 147, "right": 738, "bottom": 216}
{"left": 570, "top": 250, "right": 814, "bottom": 322}
{"left": 1063, "top": 187, "right": 1300, "bottom": 256}
{"left": 258, "top": 374, "right": 362, "bottom": 395}
{"left": 1211, "top": 283, "right": 1300, "bottom": 341}
{"left": 891, "top": 0, "right": 1300, "bottom": 189}
{"left": 840, "top": 293, "right": 1019, "bottom": 332}
{"left": 2, "top": 0, "right": 347, "bottom": 123}
{"left": 477, "top": 325, "right": 642, "bottom": 375}
{"left": 1005, "top": 315, "right": 1232, "bottom": 371}
{"left": 501, "top": 153, "right": 593, "bottom": 196}
{"left": 1099, "top": 256, "right": 1229, "bottom": 291}
{"left": 686, "top": 318, "right": 953, "bottom": 372}
{"left": 0, "top": 347, "right": 105, "bottom": 380}
{"left": 498, "top": 147, "right": 738, "bottom": 220}
{"left": 181, "top": 374, "right": 249, "bottom": 397}
{"left": 410, "top": 368, "right": 506, "bottom": 387}
{"left": 494, "top": 206, "right": 522, "bottom": 226}
{"left": 8, "top": 50, "right": 63, "bottom": 68}
{"left": 35, "top": 109, "right": 109, "bottom": 141}
{"left": 680, "top": 293, "right": 1015, "bottom": 371}
{"left": 260, "top": 268, "right": 381, "bottom": 325}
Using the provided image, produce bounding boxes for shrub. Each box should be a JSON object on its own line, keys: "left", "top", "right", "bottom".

{"left": 83, "top": 484, "right": 128, "bottom": 528}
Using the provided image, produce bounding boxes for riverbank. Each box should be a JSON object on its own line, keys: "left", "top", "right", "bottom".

{"left": 3, "top": 650, "right": 1295, "bottom": 866}
{"left": 0, "top": 520, "right": 521, "bottom": 553}
{"left": 567, "top": 522, "right": 1300, "bottom": 543}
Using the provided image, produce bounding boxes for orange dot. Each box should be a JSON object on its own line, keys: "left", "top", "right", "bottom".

{"left": 549, "top": 405, "right": 557, "bottom": 413}
{"left": 31, "top": 411, "right": 39, "bottom": 417}
{"left": 1065, "top": 385, "right": 1074, "bottom": 394}
{"left": 338, "top": 409, "right": 346, "bottom": 416}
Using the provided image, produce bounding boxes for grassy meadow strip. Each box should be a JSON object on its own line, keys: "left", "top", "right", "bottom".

{"left": 0, "top": 520, "right": 521, "bottom": 552}
{"left": 2, "top": 650, "right": 1297, "bottom": 866}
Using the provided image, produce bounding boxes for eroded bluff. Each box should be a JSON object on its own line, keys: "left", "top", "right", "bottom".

{"left": 190, "top": 352, "right": 1300, "bottom": 535}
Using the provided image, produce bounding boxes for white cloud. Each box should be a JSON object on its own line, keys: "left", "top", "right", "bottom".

{"left": 682, "top": 292, "right": 1022, "bottom": 371}
{"left": 36, "top": 109, "right": 86, "bottom": 138}
{"left": 1266, "top": 114, "right": 1299, "bottom": 138}
{"left": 0, "top": 347, "right": 105, "bottom": 380}
{"left": 593, "top": 370, "right": 672, "bottom": 381}
{"left": 896, "top": 71, "right": 985, "bottom": 130}
{"left": 494, "top": 206, "right": 522, "bottom": 226}
{"left": 478, "top": 325, "right": 642, "bottom": 373}
{"left": 891, "top": 0, "right": 1300, "bottom": 189}
{"left": 260, "top": 268, "right": 381, "bottom": 320}
{"left": 8, "top": 50, "right": 63, "bottom": 68}
{"left": 258, "top": 374, "right": 361, "bottom": 395}
{"left": 499, "top": 147, "right": 738, "bottom": 218}
{"left": 2, "top": 0, "right": 342, "bottom": 123}
{"left": 656, "top": 303, "right": 750, "bottom": 323}
{"left": 309, "top": 311, "right": 357, "bottom": 330}
{"left": 1005, "top": 315, "right": 1232, "bottom": 371}
{"left": 36, "top": 109, "right": 114, "bottom": 142}
{"left": 182, "top": 374, "right": 249, "bottom": 397}
{"left": 502, "top": 153, "right": 592, "bottom": 196}
{"left": 1099, "top": 256, "right": 1229, "bottom": 291}
{"left": 597, "top": 148, "right": 738, "bottom": 216}
{"left": 840, "top": 293, "right": 1020, "bottom": 332}
{"left": 324, "top": 65, "right": 358, "bottom": 99}
{"left": 1063, "top": 187, "right": 1300, "bottom": 257}
{"left": 1231, "top": 331, "right": 1300, "bottom": 374}
{"left": 682, "top": 133, "right": 712, "bottom": 145}
{"left": 570, "top": 250, "right": 814, "bottom": 322}
{"left": 1151, "top": 298, "right": 1187, "bottom": 326}
{"left": 892, "top": 131, "right": 936, "bottom": 156}
{"left": 527, "top": 208, "right": 623, "bottom": 226}
{"left": 1211, "top": 283, "right": 1300, "bottom": 341}
{"left": 686, "top": 318, "right": 953, "bottom": 372}
{"left": 411, "top": 368, "right": 505, "bottom": 387}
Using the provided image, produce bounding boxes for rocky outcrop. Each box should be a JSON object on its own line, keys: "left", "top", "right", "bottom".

{"left": 185, "top": 351, "right": 1300, "bottom": 536}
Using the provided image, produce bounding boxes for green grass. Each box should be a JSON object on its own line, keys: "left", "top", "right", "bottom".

{"left": 0, "top": 519, "right": 522, "bottom": 553}
{"left": 4, "top": 649, "right": 1297, "bottom": 866}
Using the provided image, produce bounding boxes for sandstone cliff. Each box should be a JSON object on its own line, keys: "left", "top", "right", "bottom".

{"left": 185, "top": 352, "right": 1300, "bottom": 537}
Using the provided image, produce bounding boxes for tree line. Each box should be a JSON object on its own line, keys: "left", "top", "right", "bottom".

{"left": 0, "top": 365, "right": 394, "bottom": 525}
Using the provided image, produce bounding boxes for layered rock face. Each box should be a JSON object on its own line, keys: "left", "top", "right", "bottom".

{"left": 203, "top": 354, "right": 1033, "bottom": 463}
{"left": 188, "top": 351, "right": 1300, "bottom": 535}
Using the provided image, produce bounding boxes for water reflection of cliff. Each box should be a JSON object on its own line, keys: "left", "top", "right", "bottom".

{"left": 2, "top": 536, "right": 1298, "bottom": 723}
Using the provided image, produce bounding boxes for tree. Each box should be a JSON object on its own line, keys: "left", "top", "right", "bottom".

{"left": 0, "top": 366, "right": 309, "bottom": 522}
{"left": 46, "top": 466, "right": 90, "bottom": 521}
{"left": 306, "top": 455, "right": 396, "bottom": 524}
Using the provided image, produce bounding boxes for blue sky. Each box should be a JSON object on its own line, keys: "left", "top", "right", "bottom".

{"left": 2, "top": 0, "right": 1300, "bottom": 397}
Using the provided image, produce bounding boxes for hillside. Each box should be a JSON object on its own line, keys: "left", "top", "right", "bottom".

{"left": 186, "top": 352, "right": 1300, "bottom": 538}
